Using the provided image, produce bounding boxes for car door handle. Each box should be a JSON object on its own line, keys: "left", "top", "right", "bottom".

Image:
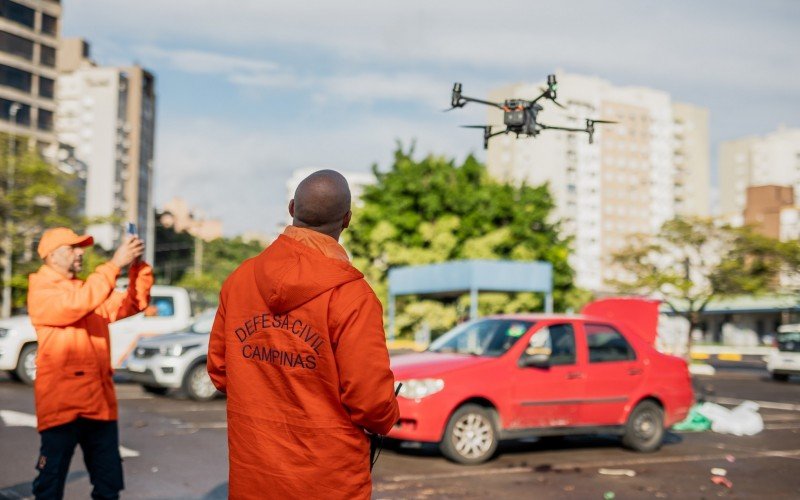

{"left": 566, "top": 371, "right": 585, "bottom": 380}
{"left": 628, "top": 368, "right": 643, "bottom": 376}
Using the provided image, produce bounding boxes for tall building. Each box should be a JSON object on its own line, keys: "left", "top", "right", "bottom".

{"left": 719, "top": 126, "right": 800, "bottom": 226}
{"left": 486, "top": 72, "right": 710, "bottom": 291}
{"left": 0, "top": 0, "right": 60, "bottom": 157}
{"left": 743, "top": 185, "right": 794, "bottom": 239}
{"left": 55, "top": 38, "right": 157, "bottom": 262}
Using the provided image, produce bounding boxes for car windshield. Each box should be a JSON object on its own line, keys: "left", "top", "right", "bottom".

{"left": 428, "top": 319, "right": 534, "bottom": 357}
{"left": 777, "top": 332, "right": 800, "bottom": 352}
{"left": 189, "top": 310, "right": 216, "bottom": 335}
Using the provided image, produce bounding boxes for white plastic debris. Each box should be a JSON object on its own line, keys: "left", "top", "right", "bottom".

{"left": 697, "top": 401, "right": 763, "bottom": 436}
{"left": 598, "top": 468, "right": 636, "bottom": 477}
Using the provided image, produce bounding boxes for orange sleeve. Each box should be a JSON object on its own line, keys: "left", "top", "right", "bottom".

{"left": 28, "top": 262, "right": 120, "bottom": 327}
{"left": 332, "top": 291, "right": 400, "bottom": 435}
{"left": 97, "top": 262, "right": 154, "bottom": 322}
{"left": 207, "top": 280, "right": 228, "bottom": 393}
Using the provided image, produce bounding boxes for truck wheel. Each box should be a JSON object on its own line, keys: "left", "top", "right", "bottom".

{"left": 141, "top": 384, "right": 169, "bottom": 396}
{"left": 771, "top": 373, "right": 789, "bottom": 382}
{"left": 15, "top": 344, "right": 37, "bottom": 385}
{"left": 439, "top": 404, "right": 498, "bottom": 464}
{"left": 622, "top": 400, "right": 664, "bottom": 452}
{"left": 183, "top": 362, "right": 218, "bottom": 401}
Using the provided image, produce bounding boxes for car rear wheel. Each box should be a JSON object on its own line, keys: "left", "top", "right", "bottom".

{"left": 15, "top": 343, "right": 37, "bottom": 386}
{"left": 183, "top": 362, "right": 218, "bottom": 401}
{"left": 771, "top": 373, "right": 789, "bottom": 382}
{"left": 440, "top": 404, "right": 498, "bottom": 465}
{"left": 622, "top": 400, "right": 664, "bottom": 453}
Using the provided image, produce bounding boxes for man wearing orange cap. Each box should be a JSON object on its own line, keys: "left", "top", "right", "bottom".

{"left": 208, "top": 170, "right": 399, "bottom": 499}
{"left": 27, "top": 227, "right": 153, "bottom": 500}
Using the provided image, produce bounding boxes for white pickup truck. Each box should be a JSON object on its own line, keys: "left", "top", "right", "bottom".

{"left": 0, "top": 285, "right": 194, "bottom": 385}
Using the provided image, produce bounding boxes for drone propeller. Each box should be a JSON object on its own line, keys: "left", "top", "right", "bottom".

{"left": 538, "top": 88, "right": 566, "bottom": 109}
{"left": 585, "top": 118, "right": 617, "bottom": 144}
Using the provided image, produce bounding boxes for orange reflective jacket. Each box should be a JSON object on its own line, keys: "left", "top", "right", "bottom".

{"left": 28, "top": 261, "right": 153, "bottom": 431}
{"left": 208, "top": 229, "right": 399, "bottom": 500}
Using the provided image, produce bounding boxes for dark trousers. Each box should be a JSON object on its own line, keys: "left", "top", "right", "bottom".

{"left": 33, "top": 418, "right": 124, "bottom": 500}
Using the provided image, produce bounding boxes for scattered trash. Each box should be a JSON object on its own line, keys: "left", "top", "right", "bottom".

{"left": 598, "top": 468, "right": 637, "bottom": 477}
{"left": 151, "top": 467, "right": 159, "bottom": 473}
{"left": 725, "top": 454, "right": 736, "bottom": 463}
{"left": 696, "top": 401, "right": 763, "bottom": 436}
{"left": 710, "top": 467, "right": 727, "bottom": 476}
{"left": 603, "top": 491, "right": 616, "bottom": 500}
{"left": 672, "top": 403, "right": 712, "bottom": 432}
{"left": 711, "top": 475, "right": 733, "bottom": 489}
{"left": 564, "top": 485, "right": 575, "bottom": 492}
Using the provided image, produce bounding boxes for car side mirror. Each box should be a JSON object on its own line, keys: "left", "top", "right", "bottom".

{"left": 520, "top": 353, "right": 550, "bottom": 368}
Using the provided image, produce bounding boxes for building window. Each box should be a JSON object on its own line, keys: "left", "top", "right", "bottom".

{"left": 0, "top": 0, "right": 34, "bottom": 29}
{"left": 41, "top": 13, "right": 57, "bottom": 36}
{"left": 0, "top": 30, "right": 33, "bottom": 60}
{"left": 40, "top": 44, "right": 56, "bottom": 67}
{"left": 39, "top": 76, "right": 53, "bottom": 98}
{"left": 37, "top": 108, "right": 53, "bottom": 131}
{"left": 0, "top": 98, "right": 31, "bottom": 126}
{"left": 0, "top": 63, "right": 32, "bottom": 92}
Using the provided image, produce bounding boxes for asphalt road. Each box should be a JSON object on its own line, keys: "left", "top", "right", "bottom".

{"left": 1, "top": 369, "right": 799, "bottom": 499}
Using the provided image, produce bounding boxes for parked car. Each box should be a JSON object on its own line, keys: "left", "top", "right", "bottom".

{"left": 388, "top": 298, "right": 694, "bottom": 464}
{"left": 119, "top": 309, "right": 218, "bottom": 401}
{"left": 767, "top": 324, "right": 800, "bottom": 381}
{"left": 0, "top": 285, "right": 194, "bottom": 385}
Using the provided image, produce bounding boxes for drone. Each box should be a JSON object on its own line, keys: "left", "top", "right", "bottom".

{"left": 446, "top": 74, "right": 616, "bottom": 149}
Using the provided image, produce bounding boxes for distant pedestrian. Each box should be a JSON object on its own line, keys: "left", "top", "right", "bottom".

{"left": 208, "top": 170, "right": 399, "bottom": 499}
{"left": 27, "top": 228, "right": 153, "bottom": 500}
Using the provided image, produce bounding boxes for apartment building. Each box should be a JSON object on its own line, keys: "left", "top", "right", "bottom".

{"left": 719, "top": 126, "right": 800, "bottom": 226}
{"left": 486, "top": 72, "right": 710, "bottom": 291}
{"left": 0, "top": 0, "right": 60, "bottom": 157}
{"left": 55, "top": 38, "right": 156, "bottom": 261}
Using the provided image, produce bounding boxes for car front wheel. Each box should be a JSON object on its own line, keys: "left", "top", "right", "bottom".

{"left": 440, "top": 404, "right": 498, "bottom": 465}
{"left": 182, "top": 361, "right": 218, "bottom": 401}
{"left": 15, "top": 344, "right": 37, "bottom": 385}
{"left": 771, "top": 373, "right": 789, "bottom": 382}
{"left": 622, "top": 400, "right": 664, "bottom": 452}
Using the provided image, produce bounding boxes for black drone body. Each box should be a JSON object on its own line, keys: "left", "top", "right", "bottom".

{"left": 447, "top": 74, "right": 615, "bottom": 149}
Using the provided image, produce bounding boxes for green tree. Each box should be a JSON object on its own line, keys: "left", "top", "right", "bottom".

{"left": 344, "top": 145, "right": 585, "bottom": 337}
{"left": 611, "top": 216, "right": 798, "bottom": 354}
{"left": 1, "top": 136, "right": 80, "bottom": 311}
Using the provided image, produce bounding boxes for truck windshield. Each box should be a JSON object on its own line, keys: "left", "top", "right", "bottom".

{"left": 428, "top": 319, "right": 534, "bottom": 357}
{"left": 777, "top": 332, "right": 800, "bottom": 352}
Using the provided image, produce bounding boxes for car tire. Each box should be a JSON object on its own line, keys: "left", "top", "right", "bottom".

{"left": 141, "top": 384, "right": 169, "bottom": 396}
{"left": 182, "top": 361, "right": 218, "bottom": 402}
{"left": 622, "top": 400, "right": 664, "bottom": 453}
{"left": 771, "top": 373, "right": 790, "bottom": 382}
{"left": 439, "top": 404, "right": 499, "bottom": 465}
{"left": 15, "top": 343, "right": 37, "bottom": 386}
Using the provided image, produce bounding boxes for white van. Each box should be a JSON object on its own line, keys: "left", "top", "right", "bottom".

{"left": 767, "top": 324, "right": 800, "bottom": 381}
{"left": 0, "top": 285, "right": 193, "bottom": 385}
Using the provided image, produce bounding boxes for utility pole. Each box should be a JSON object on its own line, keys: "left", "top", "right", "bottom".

{"left": 1, "top": 103, "right": 21, "bottom": 318}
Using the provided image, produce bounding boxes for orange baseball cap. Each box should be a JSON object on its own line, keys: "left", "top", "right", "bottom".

{"left": 37, "top": 227, "right": 94, "bottom": 259}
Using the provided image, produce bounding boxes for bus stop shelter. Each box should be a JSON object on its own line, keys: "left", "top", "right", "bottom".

{"left": 387, "top": 259, "right": 553, "bottom": 340}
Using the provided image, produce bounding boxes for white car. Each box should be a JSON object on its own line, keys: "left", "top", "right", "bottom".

{"left": 119, "top": 309, "right": 219, "bottom": 401}
{"left": 767, "top": 324, "right": 800, "bottom": 381}
{"left": 0, "top": 285, "right": 194, "bottom": 385}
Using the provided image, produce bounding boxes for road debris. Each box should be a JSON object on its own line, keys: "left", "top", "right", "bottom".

{"left": 598, "top": 468, "right": 637, "bottom": 477}
{"left": 603, "top": 491, "right": 616, "bottom": 500}
{"left": 710, "top": 467, "right": 727, "bottom": 476}
{"left": 696, "top": 400, "right": 763, "bottom": 436}
{"left": 711, "top": 476, "right": 733, "bottom": 489}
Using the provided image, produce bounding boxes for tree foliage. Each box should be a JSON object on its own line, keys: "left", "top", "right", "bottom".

{"left": 344, "top": 145, "right": 584, "bottom": 337}
{"left": 0, "top": 137, "right": 81, "bottom": 311}
{"left": 611, "top": 216, "right": 799, "bottom": 351}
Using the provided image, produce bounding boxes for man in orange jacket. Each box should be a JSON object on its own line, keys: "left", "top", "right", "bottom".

{"left": 208, "top": 170, "right": 400, "bottom": 499}
{"left": 27, "top": 227, "right": 153, "bottom": 500}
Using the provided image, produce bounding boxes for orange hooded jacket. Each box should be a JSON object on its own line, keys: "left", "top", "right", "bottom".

{"left": 207, "top": 227, "right": 399, "bottom": 500}
{"left": 27, "top": 261, "right": 153, "bottom": 431}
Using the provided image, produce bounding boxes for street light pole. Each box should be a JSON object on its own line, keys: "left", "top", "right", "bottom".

{"left": 1, "top": 102, "right": 21, "bottom": 318}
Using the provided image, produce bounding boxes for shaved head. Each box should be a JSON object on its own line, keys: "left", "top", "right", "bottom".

{"left": 290, "top": 170, "right": 352, "bottom": 239}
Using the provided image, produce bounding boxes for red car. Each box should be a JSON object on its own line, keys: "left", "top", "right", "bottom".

{"left": 388, "top": 298, "right": 693, "bottom": 464}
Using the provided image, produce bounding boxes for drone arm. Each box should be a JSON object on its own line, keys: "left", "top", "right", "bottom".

{"left": 539, "top": 123, "right": 587, "bottom": 133}
{"left": 459, "top": 95, "right": 505, "bottom": 110}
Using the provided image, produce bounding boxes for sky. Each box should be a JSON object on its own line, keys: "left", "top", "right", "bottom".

{"left": 62, "top": 0, "right": 800, "bottom": 236}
